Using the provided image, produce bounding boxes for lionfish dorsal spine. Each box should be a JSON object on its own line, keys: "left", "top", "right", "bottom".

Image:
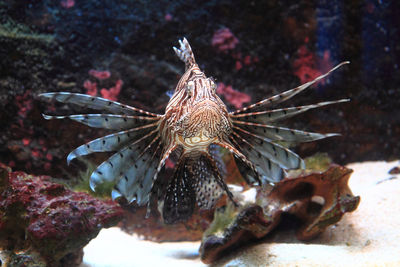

{"left": 173, "top": 37, "right": 196, "bottom": 70}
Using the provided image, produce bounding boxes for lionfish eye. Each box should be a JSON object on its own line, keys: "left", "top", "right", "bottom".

{"left": 209, "top": 78, "right": 217, "bottom": 91}
{"left": 186, "top": 81, "right": 194, "bottom": 96}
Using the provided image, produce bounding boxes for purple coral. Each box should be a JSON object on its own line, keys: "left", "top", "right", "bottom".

{"left": 211, "top": 28, "right": 239, "bottom": 52}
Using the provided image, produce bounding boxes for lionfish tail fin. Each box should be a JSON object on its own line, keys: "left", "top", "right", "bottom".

{"left": 173, "top": 37, "right": 196, "bottom": 69}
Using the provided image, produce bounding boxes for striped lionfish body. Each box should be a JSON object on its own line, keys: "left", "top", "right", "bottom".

{"left": 39, "top": 38, "right": 349, "bottom": 224}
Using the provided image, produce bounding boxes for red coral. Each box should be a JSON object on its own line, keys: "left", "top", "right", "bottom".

{"left": 164, "top": 13, "right": 173, "bottom": 21}
{"left": 211, "top": 28, "right": 239, "bottom": 52}
{"left": 60, "top": 0, "right": 75, "bottom": 9}
{"left": 216, "top": 83, "right": 251, "bottom": 109}
{"left": 292, "top": 43, "right": 333, "bottom": 85}
{"left": 15, "top": 90, "right": 33, "bottom": 118}
{"left": 31, "top": 149, "right": 41, "bottom": 158}
{"left": 235, "top": 60, "right": 243, "bottom": 70}
{"left": 83, "top": 80, "right": 98, "bottom": 96}
{"left": 233, "top": 53, "right": 259, "bottom": 71}
{"left": 88, "top": 69, "right": 111, "bottom": 80}
{"left": 22, "top": 138, "right": 31, "bottom": 146}
{"left": 100, "top": 79, "right": 123, "bottom": 101}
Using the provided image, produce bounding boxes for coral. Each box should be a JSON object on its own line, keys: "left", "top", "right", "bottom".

{"left": 199, "top": 162, "right": 360, "bottom": 264}
{"left": 211, "top": 28, "right": 239, "bottom": 52}
{"left": 0, "top": 163, "right": 124, "bottom": 266}
{"left": 232, "top": 53, "right": 259, "bottom": 71}
{"left": 164, "top": 13, "right": 173, "bottom": 21}
{"left": 216, "top": 82, "right": 251, "bottom": 109}
{"left": 15, "top": 90, "right": 33, "bottom": 119}
{"left": 100, "top": 79, "right": 123, "bottom": 101}
{"left": 88, "top": 69, "right": 111, "bottom": 80}
{"left": 83, "top": 74, "right": 122, "bottom": 101}
{"left": 83, "top": 80, "right": 98, "bottom": 96}
{"left": 292, "top": 41, "right": 333, "bottom": 85}
{"left": 60, "top": 0, "right": 75, "bottom": 9}
{"left": 292, "top": 44, "right": 322, "bottom": 84}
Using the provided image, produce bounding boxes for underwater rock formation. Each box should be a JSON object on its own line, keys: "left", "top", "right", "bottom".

{"left": 0, "top": 162, "right": 124, "bottom": 266}
{"left": 199, "top": 163, "right": 360, "bottom": 264}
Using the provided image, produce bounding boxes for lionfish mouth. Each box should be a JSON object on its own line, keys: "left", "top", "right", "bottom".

{"left": 178, "top": 132, "right": 216, "bottom": 150}
{"left": 38, "top": 37, "right": 349, "bottom": 224}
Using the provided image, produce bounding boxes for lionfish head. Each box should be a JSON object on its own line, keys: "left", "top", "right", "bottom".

{"left": 169, "top": 38, "right": 231, "bottom": 140}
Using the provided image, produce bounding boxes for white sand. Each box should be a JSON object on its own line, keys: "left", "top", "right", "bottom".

{"left": 81, "top": 160, "right": 400, "bottom": 267}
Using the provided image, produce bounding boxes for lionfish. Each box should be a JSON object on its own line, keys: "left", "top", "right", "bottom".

{"left": 39, "top": 38, "right": 349, "bottom": 224}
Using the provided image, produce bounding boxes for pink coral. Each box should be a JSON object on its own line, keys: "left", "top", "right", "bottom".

{"left": 100, "top": 79, "right": 123, "bottom": 101}
{"left": 60, "top": 0, "right": 75, "bottom": 9}
{"left": 164, "top": 13, "right": 173, "bottom": 21}
{"left": 22, "top": 138, "right": 31, "bottom": 146}
{"left": 211, "top": 28, "right": 239, "bottom": 52}
{"left": 233, "top": 53, "right": 259, "bottom": 71}
{"left": 15, "top": 90, "right": 33, "bottom": 118}
{"left": 88, "top": 69, "right": 111, "bottom": 80}
{"left": 216, "top": 83, "right": 251, "bottom": 109}
{"left": 235, "top": 61, "right": 243, "bottom": 70}
{"left": 292, "top": 42, "right": 333, "bottom": 85}
{"left": 83, "top": 80, "right": 98, "bottom": 96}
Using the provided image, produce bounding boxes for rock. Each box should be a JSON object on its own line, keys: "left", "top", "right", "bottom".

{"left": 200, "top": 163, "right": 360, "bottom": 264}
{"left": 207, "top": 160, "right": 400, "bottom": 266}
{"left": 0, "top": 162, "right": 124, "bottom": 266}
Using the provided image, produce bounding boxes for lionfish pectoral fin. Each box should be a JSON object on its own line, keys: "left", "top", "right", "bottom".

{"left": 229, "top": 135, "right": 285, "bottom": 184}
{"left": 232, "top": 61, "right": 350, "bottom": 114}
{"left": 38, "top": 92, "right": 160, "bottom": 117}
{"left": 89, "top": 129, "right": 159, "bottom": 191}
{"left": 162, "top": 155, "right": 195, "bottom": 224}
{"left": 231, "top": 99, "right": 350, "bottom": 123}
{"left": 217, "top": 141, "right": 262, "bottom": 186}
{"left": 67, "top": 123, "right": 158, "bottom": 165}
{"left": 173, "top": 38, "right": 196, "bottom": 69}
{"left": 111, "top": 136, "right": 162, "bottom": 205}
{"left": 146, "top": 143, "right": 179, "bottom": 218}
{"left": 203, "top": 153, "right": 238, "bottom": 207}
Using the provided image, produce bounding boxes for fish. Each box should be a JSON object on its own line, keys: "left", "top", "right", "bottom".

{"left": 39, "top": 38, "right": 349, "bottom": 224}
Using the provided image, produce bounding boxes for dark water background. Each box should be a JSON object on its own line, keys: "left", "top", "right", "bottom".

{"left": 0, "top": 0, "right": 399, "bottom": 177}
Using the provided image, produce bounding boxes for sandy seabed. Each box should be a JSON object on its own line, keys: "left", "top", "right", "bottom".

{"left": 81, "top": 160, "right": 400, "bottom": 267}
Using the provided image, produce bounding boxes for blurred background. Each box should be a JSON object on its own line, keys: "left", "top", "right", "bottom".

{"left": 0, "top": 0, "right": 399, "bottom": 177}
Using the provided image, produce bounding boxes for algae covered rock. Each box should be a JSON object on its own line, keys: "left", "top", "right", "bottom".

{"left": 0, "top": 162, "right": 124, "bottom": 266}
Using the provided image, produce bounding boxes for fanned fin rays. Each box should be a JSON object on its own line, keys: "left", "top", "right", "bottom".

{"left": 231, "top": 61, "right": 350, "bottom": 114}
{"left": 39, "top": 38, "right": 349, "bottom": 225}
{"left": 227, "top": 61, "right": 350, "bottom": 186}
{"left": 39, "top": 92, "right": 160, "bottom": 117}
{"left": 39, "top": 92, "right": 164, "bottom": 208}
